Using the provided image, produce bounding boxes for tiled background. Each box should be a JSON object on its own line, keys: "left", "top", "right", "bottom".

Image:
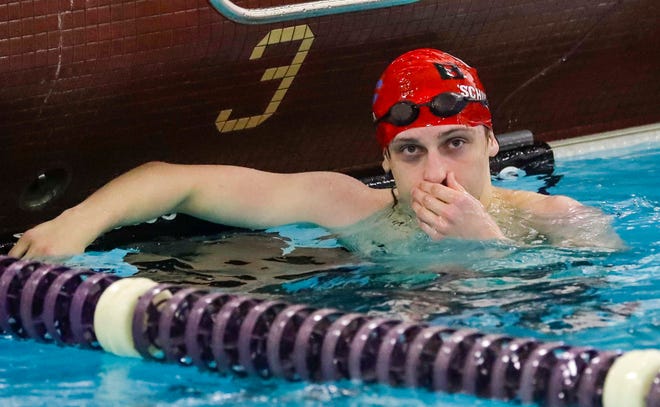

{"left": 1, "top": 0, "right": 658, "bottom": 236}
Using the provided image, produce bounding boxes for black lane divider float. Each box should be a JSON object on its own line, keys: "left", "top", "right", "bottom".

{"left": 1, "top": 256, "right": 658, "bottom": 407}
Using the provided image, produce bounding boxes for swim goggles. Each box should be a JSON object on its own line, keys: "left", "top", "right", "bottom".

{"left": 374, "top": 92, "right": 489, "bottom": 127}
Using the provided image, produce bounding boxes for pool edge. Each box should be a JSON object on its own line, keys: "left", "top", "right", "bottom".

{"left": 549, "top": 122, "right": 660, "bottom": 160}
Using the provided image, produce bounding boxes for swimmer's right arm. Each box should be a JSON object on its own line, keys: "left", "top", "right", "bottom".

{"left": 10, "top": 161, "right": 202, "bottom": 258}
{"left": 9, "top": 161, "right": 385, "bottom": 258}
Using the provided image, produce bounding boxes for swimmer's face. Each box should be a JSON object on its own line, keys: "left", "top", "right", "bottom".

{"left": 382, "top": 125, "right": 499, "bottom": 205}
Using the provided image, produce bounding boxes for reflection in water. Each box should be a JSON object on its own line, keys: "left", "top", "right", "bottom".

{"left": 126, "top": 230, "right": 360, "bottom": 292}
{"left": 113, "top": 225, "right": 634, "bottom": 346}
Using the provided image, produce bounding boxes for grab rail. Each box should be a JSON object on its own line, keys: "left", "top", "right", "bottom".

{"left": 208, "top": 0, "right": 419, "bottom": 24}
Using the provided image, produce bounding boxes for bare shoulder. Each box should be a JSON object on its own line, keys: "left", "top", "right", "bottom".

{"left": 497, "top": 188, "right": 582, "bottom": 216}
{"left": 494, "top": 187, "right": 623, "bottom": 249}
{"left": 289, "top": 171, "right": 394, "bottom": 228}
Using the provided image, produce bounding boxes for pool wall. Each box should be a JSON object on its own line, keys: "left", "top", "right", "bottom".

{"left": 1, "top": 0, "right": 659, "bottom": 237}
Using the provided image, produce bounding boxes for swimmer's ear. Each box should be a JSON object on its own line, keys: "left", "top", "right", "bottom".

{"left": 487, "top": 128, "right": 499, "bottom": 157}
{"left": 382, "top": 149, "right": 391, "bottom": 173}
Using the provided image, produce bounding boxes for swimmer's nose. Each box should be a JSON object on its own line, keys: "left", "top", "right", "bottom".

{"left": 423, "top": 153, "right": 447, "bottom": 184}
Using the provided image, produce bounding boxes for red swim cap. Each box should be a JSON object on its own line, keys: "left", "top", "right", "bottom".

{"left": 372, "top": 49, "right": 492, "bottom": 149}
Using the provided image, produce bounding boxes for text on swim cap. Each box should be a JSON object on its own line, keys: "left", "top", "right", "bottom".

{"left": 458, "top": 84, "right": 486, "bottom": 101}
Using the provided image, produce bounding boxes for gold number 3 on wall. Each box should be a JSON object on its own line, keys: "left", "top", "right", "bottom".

{"left": 215, "top": 25, "right": 315, "bottom": 133}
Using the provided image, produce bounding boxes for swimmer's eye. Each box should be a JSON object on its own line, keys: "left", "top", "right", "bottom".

{"left": 447, "top": 138, "right": 466, "bottom": 149}
{"left": 399, "top": 144, "right": 422, "bottom": 155}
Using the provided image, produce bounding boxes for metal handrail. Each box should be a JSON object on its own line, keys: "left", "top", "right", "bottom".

{"left": 208, "top": 0, "right": 419, "bottom": 24}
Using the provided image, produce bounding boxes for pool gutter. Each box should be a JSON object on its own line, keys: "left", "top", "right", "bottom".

{"left": 549, "top": 122, "right": 660, "bottom": 160}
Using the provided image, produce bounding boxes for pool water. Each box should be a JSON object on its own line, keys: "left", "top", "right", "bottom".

{"left": 1, "top": 142, "right": 658, "bottom": 406}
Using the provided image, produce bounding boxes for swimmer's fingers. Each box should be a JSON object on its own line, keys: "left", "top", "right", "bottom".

{"left": 7, "top": 220, "right": 87, "bottom": 259}
{"left": 412, "top": 199, "right": 451, "bottom": 238}
{"left": 412, "top": 186, "right": 452, "bottom": 221}
{"left": 414, "top": 182, "right": 505, "bottom": 240}
{"left": 8, "top": 230, "right": 50, "bottom": 259}
{"left": 417, "top": 219, "right": 446, "bottom": 241}
{"left": 7, "top": 237, "right": 28, "bottom": 258}
{"left": 417, "top": 181, "right": 458, "bottom": 204}
{"left": 417, "top": 173, "right": 468, "bottom": 206}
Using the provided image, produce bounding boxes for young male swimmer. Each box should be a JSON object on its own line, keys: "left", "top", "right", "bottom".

{"left": 9, "top": 49, "right": 623, "bottom": 259}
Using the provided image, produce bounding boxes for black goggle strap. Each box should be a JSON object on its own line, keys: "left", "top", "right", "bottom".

{"left": 375, "top": 93, "right": 488, "bottom": 126}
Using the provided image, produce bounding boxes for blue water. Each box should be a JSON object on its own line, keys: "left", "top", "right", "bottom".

{"left": 1, "top": 142, "right": 658, "bottom": 406}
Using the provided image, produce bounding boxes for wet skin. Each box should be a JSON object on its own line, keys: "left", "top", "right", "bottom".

{"left": 383, "top": 124, "right": 505, "bottom": 240}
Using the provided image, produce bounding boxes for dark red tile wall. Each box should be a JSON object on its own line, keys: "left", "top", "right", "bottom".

{"left": 1, "top": 0, "right": 658, "bottom": 236}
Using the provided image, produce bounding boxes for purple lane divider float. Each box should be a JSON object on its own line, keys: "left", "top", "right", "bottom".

{"left": 1, "top": 255, "right": 658, "bottom": 407}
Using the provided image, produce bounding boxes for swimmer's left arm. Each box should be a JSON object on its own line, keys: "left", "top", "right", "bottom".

{"left": 526, "top": 194, "right": 625, "bottom": 250}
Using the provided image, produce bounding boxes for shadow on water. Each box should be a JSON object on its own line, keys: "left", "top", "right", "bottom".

{"left": 112, "top": 227, "right": 630, "bottom": 342}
